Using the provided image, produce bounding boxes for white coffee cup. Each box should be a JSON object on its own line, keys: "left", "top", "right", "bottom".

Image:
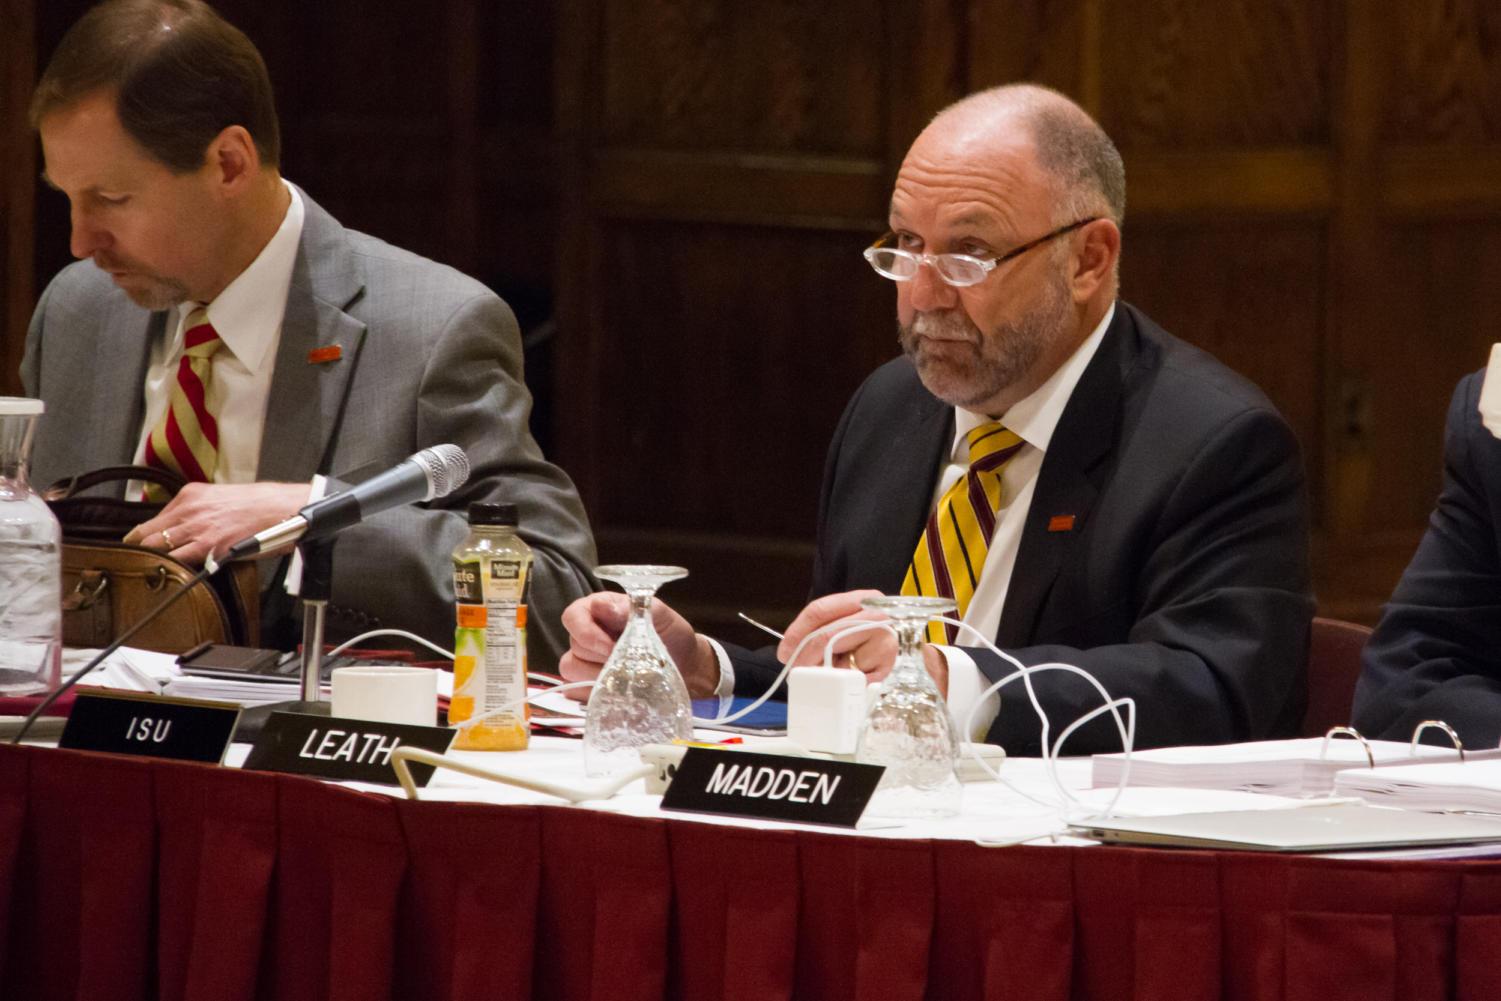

{"left": 330, "top": 665, "right": 438, "bottom": 726}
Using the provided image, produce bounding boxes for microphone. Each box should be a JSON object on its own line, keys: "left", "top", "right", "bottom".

{"left": 223, "top": 444, "right": 471, "bottom": 560}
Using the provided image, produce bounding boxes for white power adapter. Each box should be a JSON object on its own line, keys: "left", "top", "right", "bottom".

{"left": 787, "top": 666, "right": 868, "bottom": 755}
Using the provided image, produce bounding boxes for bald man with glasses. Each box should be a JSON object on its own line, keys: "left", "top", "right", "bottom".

{"left": 561, "top": 84, "right": 1313, "bottom": 754}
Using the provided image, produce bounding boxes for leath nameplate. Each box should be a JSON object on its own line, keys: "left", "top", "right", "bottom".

{"left": 660, "top": 748, "right": 884, "bottom": 828}
{"left": 243, "top": 711, "right": 455, "bottom": 786}
{"left": 59, "top": 690, "right": 241, "bottom": 764}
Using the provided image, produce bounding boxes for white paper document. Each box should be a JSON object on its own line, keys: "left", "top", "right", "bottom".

{"left": 1334, "top": 758, "right": 1501, "bottom": 814}
{"left": 1091, "top": 737, "right": 1501, "bottom": 798}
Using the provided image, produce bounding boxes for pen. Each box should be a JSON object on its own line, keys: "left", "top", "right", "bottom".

{"left": 737, "top": 612, "right": 785, "bottom": 641}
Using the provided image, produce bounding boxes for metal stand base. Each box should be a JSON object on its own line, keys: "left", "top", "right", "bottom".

{"left": 232, "top": 698, "right": 332, "bottom": 742}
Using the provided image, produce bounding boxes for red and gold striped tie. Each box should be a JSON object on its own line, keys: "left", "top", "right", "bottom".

{"left": 143, "top": 306, "right": 222, "bottom": 501}
{"left": 901, "top": 421, "right": 1025, "bottom": 644}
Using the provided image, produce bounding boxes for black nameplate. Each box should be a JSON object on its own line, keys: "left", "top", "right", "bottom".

{"left": 242, "top": 712, "right": 455, "bottom": 786}
{"left": 660, "top": 748, "right": 884, "bottom": 828}
{"left": 60, "top": 690, "right": 241, "bottom": 764}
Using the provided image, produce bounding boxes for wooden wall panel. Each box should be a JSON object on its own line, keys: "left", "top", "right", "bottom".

{"left": 1120, "top": 223, "right": 1325, "bottom": 495}
{"left": 1100, "top": 0, "right": 1331, "bottom": 147}
{"left": 1355, "top": 223, "right": 1501, "bottom": 531}
{"left": 964, "top": 0, "right": 1085, "bottom": 101}
{"left": 589, "top": 221, "right": 894, "bottom": 536}
{"left": 599, "top": 0, "right": 885, "bottom": 155}
{"left": 0, "top": 0, "right": 36, "bottom": 397}
{"left": 1384, "top": 1, "right": 1501, "bottom": 144}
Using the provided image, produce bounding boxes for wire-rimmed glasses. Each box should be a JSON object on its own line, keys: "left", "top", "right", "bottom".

{"left": 862, "top": 217, "right": 1099, "bottom": 287}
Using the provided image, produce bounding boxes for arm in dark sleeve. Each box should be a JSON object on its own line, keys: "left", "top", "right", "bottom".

{"left": 1353, "top": 372, "right": 1501, "bottom": 748}
{"left": 328, "top": 292, "right": 597, "bottom": 668}
{"left": 970, "top": 408, "right": 1314, "bottom": 755}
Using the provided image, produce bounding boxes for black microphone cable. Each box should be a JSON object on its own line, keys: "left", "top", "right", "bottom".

{"left": 11, "top": 565, "right": 214, "bottom": 744}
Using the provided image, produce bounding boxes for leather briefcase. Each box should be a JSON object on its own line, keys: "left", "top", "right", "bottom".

{"left": 44, "top": 466, "right": 261, "bottom": 654}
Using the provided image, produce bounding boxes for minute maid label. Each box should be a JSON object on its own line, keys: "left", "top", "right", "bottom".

{"left": 454, "top": 559, "right": 484, "bottom": 605}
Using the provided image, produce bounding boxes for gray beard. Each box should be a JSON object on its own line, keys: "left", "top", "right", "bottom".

{"left": 93, "top": 258, "right": 190, "bottom": 311}
{"left": 122, "top": 278, "right": 191, "bottom": 312}
{"left": 898, "top": 279, "right": 1068, "bottom": 410}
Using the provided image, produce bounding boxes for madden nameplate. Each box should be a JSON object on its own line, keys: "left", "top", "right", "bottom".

{"left": 661, "top": 747, "right": 884, "bottom": 828}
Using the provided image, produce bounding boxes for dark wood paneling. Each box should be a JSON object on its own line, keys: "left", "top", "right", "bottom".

{"left": 1101, "top": 0, "right": 1331, "bottom": 148}
{"left": 589, "top": 220, "right": 893, "bottom": 537}
{"left": 965, "top": 0, "right": 1086, "bottom": 102}
{"left": 1, "top": 0, "right": 36, "bottom": 397}
{"left": 1121, "top": 222, "right": 1326, "bottom": 499}
{"left": 599, "top": 0, "right": 885, "bottom": 156}
{"left": 1356, "top": 222, "right": 1501, "bottom": 532}
{"left": 1384, "top": 1, "right": 1501, "bottom": 145}
{"left": 1126, "top": 150, "right": 1332, "bottom": 217}
{"left": 1381, "top": 146, "right": 1501, "bottom": 217}
{"left": 591, "top": 150, "right": 886, "bottom": 228}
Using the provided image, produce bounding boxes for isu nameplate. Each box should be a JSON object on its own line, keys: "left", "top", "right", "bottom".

{"left": 60, "top": 690, "right": 240, "bottom": 764}
{"left": 243, "top": 712, "right": 455, "bottom": 786}
{"left": 661, "top": 748, "right": 883, "bottom": 828}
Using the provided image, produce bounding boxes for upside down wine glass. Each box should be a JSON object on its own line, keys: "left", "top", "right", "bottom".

{"left": 583, "top": 565, "right": 693, "bottom": 776}
{"left": 855, "top": 595, "right": 962, "bottom": 818}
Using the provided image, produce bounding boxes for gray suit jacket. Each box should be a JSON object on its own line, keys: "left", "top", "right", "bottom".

{"left": 22, "top": 186, "right": 596, "bottom": 666}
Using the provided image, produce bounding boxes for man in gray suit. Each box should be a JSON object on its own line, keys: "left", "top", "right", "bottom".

{"left": 23, "top": 0, "right": 596, "bottom": 661}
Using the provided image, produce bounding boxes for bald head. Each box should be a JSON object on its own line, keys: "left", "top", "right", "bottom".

{"left": 926, "top": 85, "right": 1125, "bottom": 227}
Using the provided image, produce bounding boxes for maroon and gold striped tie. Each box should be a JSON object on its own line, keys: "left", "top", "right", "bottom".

{"left": 901, "top": 421, "right": 1025, "bottom": 644}
{"left": 143, "top": 306, "right": 222, "bottom": 501}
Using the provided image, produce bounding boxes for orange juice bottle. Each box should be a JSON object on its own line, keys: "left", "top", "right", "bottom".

{"left": 450, "top": 503, "right": 531, "bottom": 750}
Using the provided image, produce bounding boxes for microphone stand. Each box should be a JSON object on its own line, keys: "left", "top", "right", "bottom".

{"left": 232, "top": 538, "right": 335, "bottom": 739}
{"left": 292, "top": 536, "right": 336, "bottom": 713}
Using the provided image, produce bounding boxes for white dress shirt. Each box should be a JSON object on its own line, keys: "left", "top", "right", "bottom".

{"left": 132, "top": 182, "right": 305, "bottom": 482}
{"left": 939, "top": 303, "right": 1115, "bottom": 738}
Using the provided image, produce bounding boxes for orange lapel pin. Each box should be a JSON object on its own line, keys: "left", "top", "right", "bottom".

{"left": 1047, "top": 514, "right": 1076, "bottom": 533}
{"left": 307, "top": 345, "right": 342, "bottom": 365}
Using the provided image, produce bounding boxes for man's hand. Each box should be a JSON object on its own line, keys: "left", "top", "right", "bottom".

{"left": 557, "top": 593, "right": 719, "bottom": 701}
{"left": 776, "top": 589, "right": 950, "bottom": 695}
{"left": 124, "top": 481, "right": 312, "bottom": 566}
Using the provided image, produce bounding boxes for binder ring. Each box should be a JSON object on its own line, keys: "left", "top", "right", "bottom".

{"left": 1410, "top": 720, "right": 1466, "bottom": 761}
{"left": 1320, "top": 726, "right": 1375, "bottom": 768}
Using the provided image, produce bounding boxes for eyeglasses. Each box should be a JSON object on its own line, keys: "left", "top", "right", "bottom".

{"left": 862, "top": 217, "right": 1099, "bottom": 287}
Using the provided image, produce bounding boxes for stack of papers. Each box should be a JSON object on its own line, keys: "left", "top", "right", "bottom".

{"left": 1335, "top": 758, "right": 1501, "bottom": 814}
{"left": 67, "top": 647, "right": 447, "bottom": 707}
{"left": 1091, "top": 737, "right": 1500, "bottom": 798}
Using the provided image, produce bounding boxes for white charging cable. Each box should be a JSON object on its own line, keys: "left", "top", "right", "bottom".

{"left": 324, "top": 628, "right": 564, "bottom": 687}
{"left": 689, "top": 618, "right": 896, "bottom": 727}
{"left": 931, "top": 616, "right": 1136, "bottom": 824}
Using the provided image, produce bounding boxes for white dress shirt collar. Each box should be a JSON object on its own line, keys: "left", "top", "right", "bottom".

{"left": 950, "top": 301, "right": 1116, "bottom": 459}
{"left": 179, "top": 180, "right": 304, "bottom": 371}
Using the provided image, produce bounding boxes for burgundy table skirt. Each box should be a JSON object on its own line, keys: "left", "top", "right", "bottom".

{"left": 1, "top": 743, "right": 1500, "bottom": 1001}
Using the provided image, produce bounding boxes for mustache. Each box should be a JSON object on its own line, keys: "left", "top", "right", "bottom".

{"left": 902, "top": 311, "right": 981, "bottom": 345}
{"left": 92, "top": 253, "right": 136, "bottom": 272}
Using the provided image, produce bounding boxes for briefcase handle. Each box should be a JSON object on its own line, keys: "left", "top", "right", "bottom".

{"left": 43, "top": 465, "right": 187, "bottom": 501}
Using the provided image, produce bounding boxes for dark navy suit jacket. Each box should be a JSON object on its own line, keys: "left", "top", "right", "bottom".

{"left": 729, "top": 302, "right": 1313, "bottom": 755}
{"left": 1355, "top": 369, "right": 1501, "bottom": 747}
